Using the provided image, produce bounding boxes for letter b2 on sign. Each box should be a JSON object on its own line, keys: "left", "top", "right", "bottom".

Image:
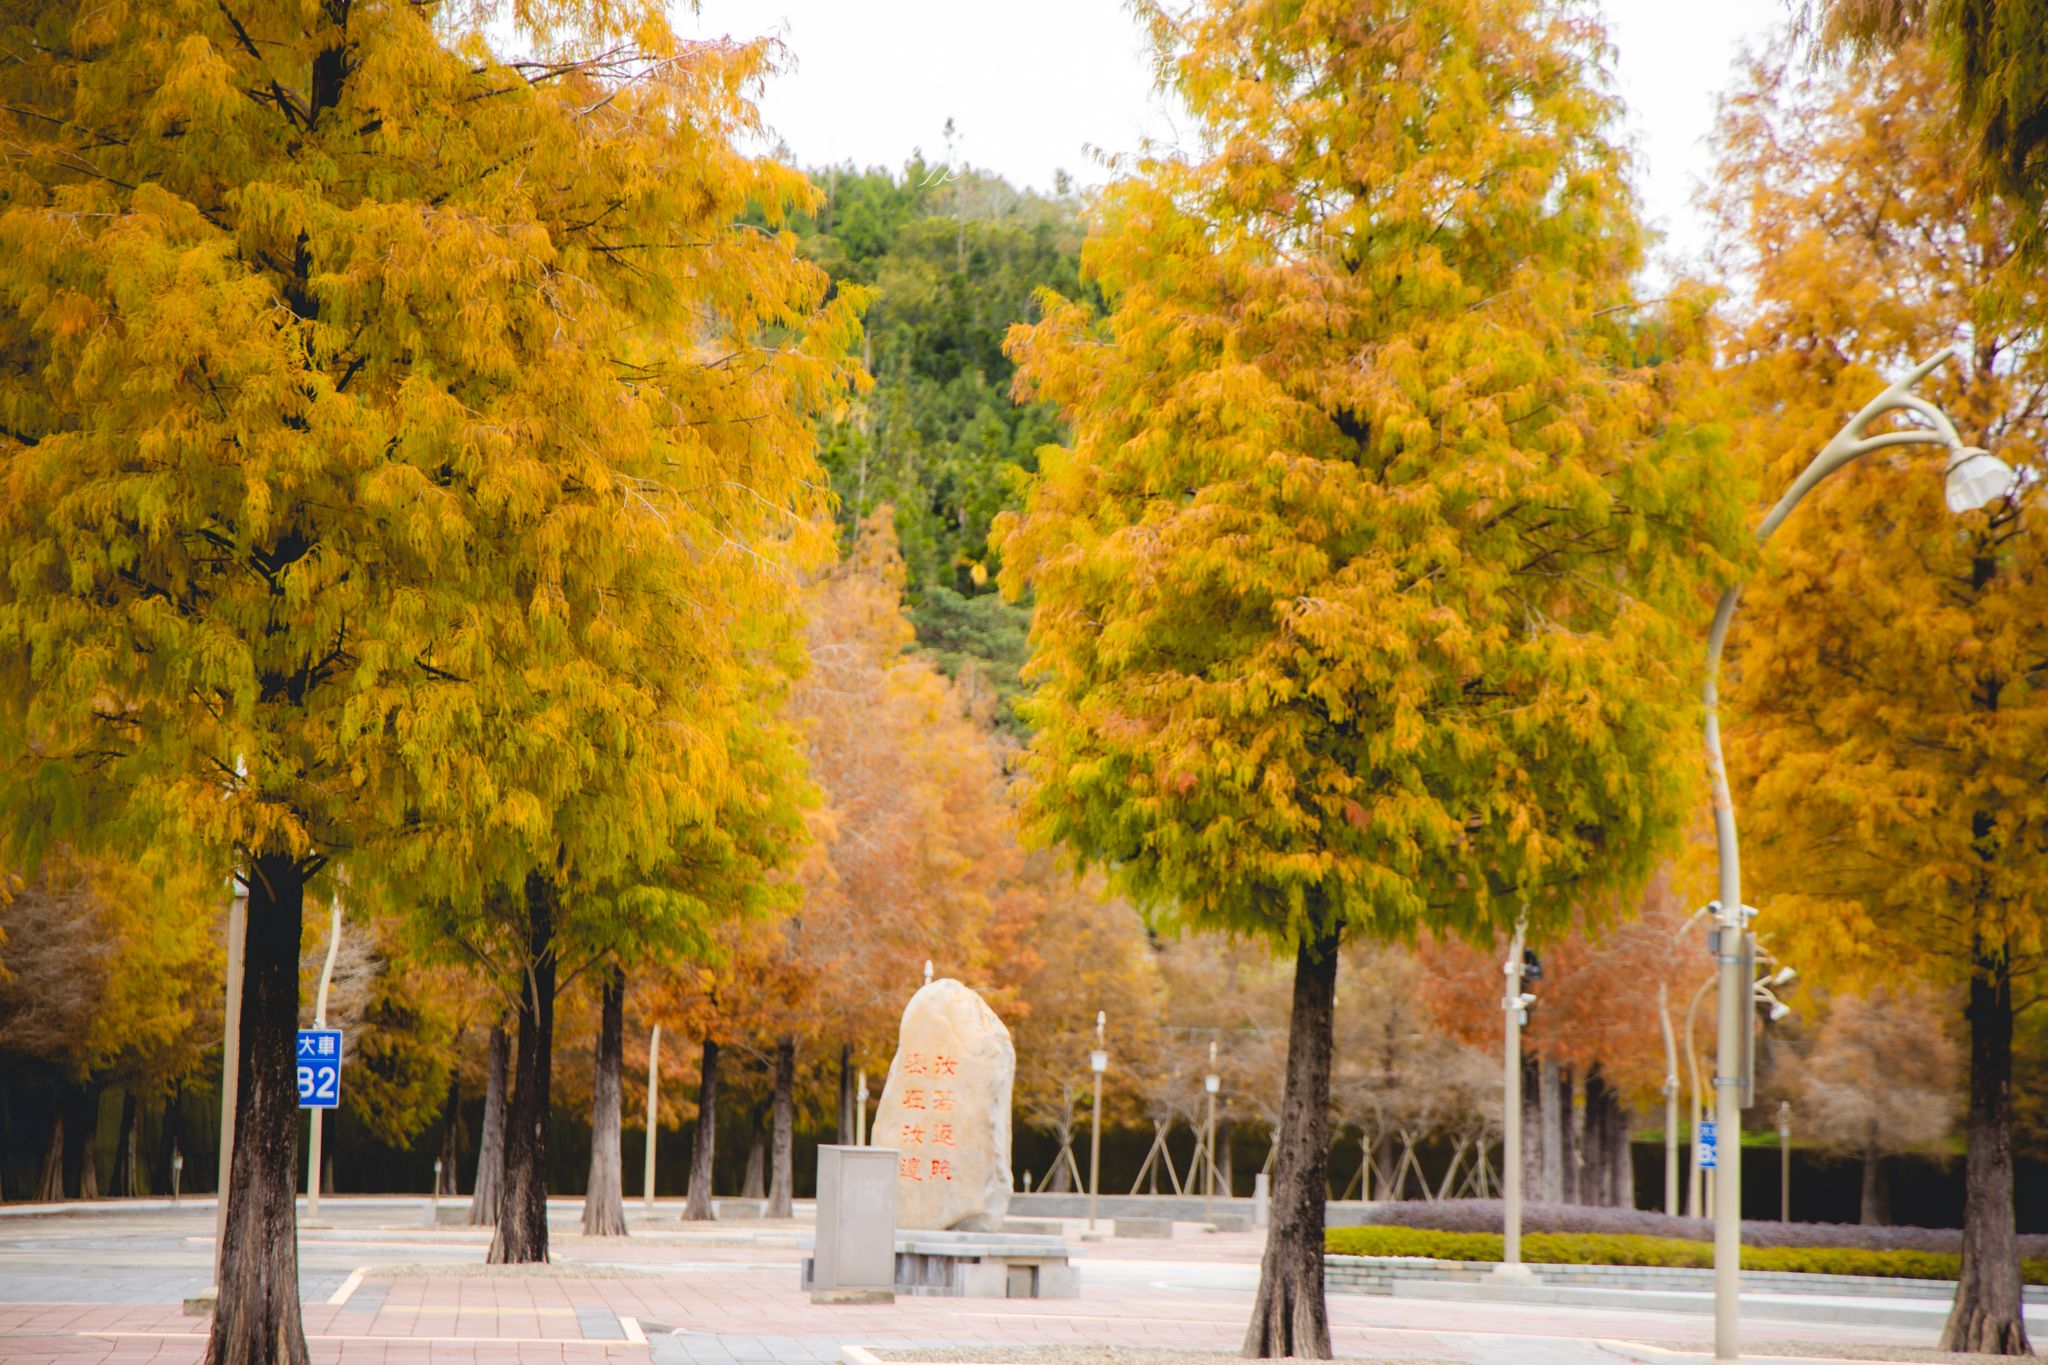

{"left": 296, "top": 1029, "right": 342, "bottom": 1109}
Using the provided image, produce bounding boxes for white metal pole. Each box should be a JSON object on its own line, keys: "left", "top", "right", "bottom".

{"left": 1659, "top": 983, "right": 1680, "bottom": 1218}
{"left": 1089, "top": 1011, "right": 1106, "bottom": 1233}
{"left": 307, "top": 893, "right": 343, "bottom": 1222}
{"left": 213, "top": 878, "right": 247, "bottom": 1288}
{"left": 855, "top": 1070, "right": 869, "bottom": 1146}
{"left": 643, "top": 1024, "right": 661, "bottom": 1212}
{"left": 1501, "top": 920, "right": 1527, "bottom": 1273}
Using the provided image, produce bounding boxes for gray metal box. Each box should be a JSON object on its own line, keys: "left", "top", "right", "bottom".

{"left": 812, "top": 1145, "right": 898, "bottom": 1302}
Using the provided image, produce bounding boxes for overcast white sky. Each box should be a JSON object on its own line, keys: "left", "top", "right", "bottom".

{"left": 684, "top": 0, "right": 1790, "bottom": 270}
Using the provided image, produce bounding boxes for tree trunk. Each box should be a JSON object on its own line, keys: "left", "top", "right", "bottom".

{"left": 1221, "top": 1119, "right": 1235, "bottom": 1197}
{"left": 1611, "top": 1094, "right": 1634, "bottom": 1212}
{"left": 1520, "top": 1056, "right": 1543, "bottom": 1205}
{"left": 837, "top": 1043, "right": 854, "bottom": 1142}
{"left": 205, "top": 851, "right": 310, "bottom": 1365}
{"left": 1857, "top": 1150, "right": 1891, "bottom": 1226}
{"left": 1939, "top": 946, "right": 2030, "bottom": 1354}
{"left": 436, "top": 1082, "right": 461, "bottom": 1196}
{"left": 1557, "top": 1065, "right": 1579, "bottom": 1205}
{"left": 469, "top": 1023, "right": 509, "bottom": 1225}
{"left": 768, "top": 1038, "right": 795, "bottom": 1219}
{"left": 684, "top": 1039, "right": 721, "bottom": 1221}
{"left": 112, "top": 1090, "right": 139, "bottom": 1197}
{"left": 741, "top": 1107, "right": 767, "bottom": 1200}
{"left": 581, "top": 963, "right": 627, "bottom": 1236}
{"left": 62, "top": 1083, "right": 99, "bottom": 1199}
{"left": 1242, "top": 929, "right": 1338, "bottom": 1359}
{"left": 35, "top": 1107, "right": 64, "bottom": 1202}
{"left": 1536, "top": 1058, "right": 1563, "bottom": 1203}
{"left": 489, "top": 875, "right": 558, "bottom": 1265}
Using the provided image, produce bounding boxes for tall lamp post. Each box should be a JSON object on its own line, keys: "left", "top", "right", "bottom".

{"left": 1699, "top": 348, "right": 2013, "bottom": 1364}
{"left": 1499, "top": 918, "right": 1536, "bottom": 1275}
{"left": 1088, "top": 1012, "right": 1108, "bottom": 1233}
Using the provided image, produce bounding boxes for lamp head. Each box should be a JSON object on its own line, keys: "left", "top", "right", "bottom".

{"left": 1772, "top": 965, "right": 1797, "bottom": 988}
{"left": 1945, "top": 448, "right": 2017, "bottom": 513}
{"left": 1767, "top": 1001, "right": 1792, "bottom": 1022}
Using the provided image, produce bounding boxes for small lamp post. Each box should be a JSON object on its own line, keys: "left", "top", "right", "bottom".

{"left": 171, "top": 1150, "right": 183, "bottom": 1204}
{"left": 644, "top": 1023, "right": 662, "bottom": 1213}
{"left": 1088, "top": 1012, "right": 1108, "bottom": 1233}
{"left": 429, "top": 1158, "right": 443, "bottom": 1226}
{"left": 1202, "top": 1041, "right": 1221, "bottom": 1225}
{"left": 1777, "top": 1101, "right": 1794, "bottom": 1224}
{"left": 855, "top": 1070, "right": 869, "bottom": 1146}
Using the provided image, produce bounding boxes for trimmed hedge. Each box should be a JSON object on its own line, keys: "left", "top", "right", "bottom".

{"left": 1337, "top": 1198, "right": 2048, "bottom": 1258}
{"left": 1323, "top": 1225, "right": 2048, "bottom": 1286}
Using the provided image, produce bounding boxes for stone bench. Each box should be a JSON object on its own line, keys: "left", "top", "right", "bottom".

{"left": 1113, "top": 1216, "right": 1174, "bottom": 1238}
{"left": 802, "top": 1229, "right": 1079, "bottom": 1299}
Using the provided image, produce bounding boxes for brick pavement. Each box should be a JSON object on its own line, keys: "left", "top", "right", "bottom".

{"left": 0, "top": 1206, "right": 1966, "bottom": 1365}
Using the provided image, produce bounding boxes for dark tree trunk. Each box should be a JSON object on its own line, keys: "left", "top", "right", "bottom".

{"left": 769, "top": 1038, "right": 795, "bottom": 1218}
{"left": 741, "top": 1106, "right": 767, "bottom": 1200}
{"left": 1048, "top": 1128, "right": 1074, "bottom": 1193}
{"left": 1221, "top": 1119, "right": 1235, "bottom": 1197}
{"left": 1939, "top": 945, "right": 2030, "bottom": 1354}
{"left": 1611, "top": 1093, "right": 1634, "bottom": 1211}
{"left": 1243, "top": 929, "right": 1338, "bottom": 1359}
{"left": 837, "top": 1042, "right": 854, "bottom": 1142}
{"left": 1859, "top": 1150, "right": 1891, "bottom": 1226}
{"left": 112, "top": 1090, "right": 139, "bottom": 1197}
{"left": 684, "top": 1039, "right": 721, "bottom": 1221}
{"left": 62, "top": 1083, "right": 99, "bottom": 1199}
{"left": 205, "top": 851, "right": 310, "bottom": 1365}
{"left": 436, "top": 1082, "right": 461, "bottom": 1196}
{"left": 581, "top": 964, "right": 627, "bottom": 1236}
{"left": 489, "top": 875, "right": 557, "bottom": 1265}
{"left": 469, "top": 1022, "right": 509, "bottom": 1225}
{"left": 35, "top": 1106, "right": 64, "bottom": 1202}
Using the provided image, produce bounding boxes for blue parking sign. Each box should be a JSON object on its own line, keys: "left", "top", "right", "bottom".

{"left": 296, "top": 1029, "right": 342, "bottom": 1109}
{"left": 1697, "top": 1120, "right": 1718, "bottom": 1171}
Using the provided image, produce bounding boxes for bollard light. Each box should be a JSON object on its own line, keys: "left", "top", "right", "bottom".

{"left": 171, "top": 1151, "right": 184, "bottom": 1204}
{"left": 1088, "top": 1012, "right": 1108, "bottom": 1232}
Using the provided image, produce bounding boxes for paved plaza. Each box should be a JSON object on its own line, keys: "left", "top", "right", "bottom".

{"left": 0, "top": 1200, "right": 2028, "bottom": 1365}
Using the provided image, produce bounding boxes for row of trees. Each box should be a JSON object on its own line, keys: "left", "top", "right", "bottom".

{"left": 3, "top": 1, "right": 2045, "bottom": 1363}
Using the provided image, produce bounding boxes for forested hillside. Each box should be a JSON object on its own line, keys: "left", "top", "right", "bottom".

{"left": 791, "top": 162, "right": 1088, "bottom": 726}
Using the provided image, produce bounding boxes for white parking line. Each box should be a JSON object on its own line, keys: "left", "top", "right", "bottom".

{"left": 327, "top": 1266, "right": 367, "bottom": 1306}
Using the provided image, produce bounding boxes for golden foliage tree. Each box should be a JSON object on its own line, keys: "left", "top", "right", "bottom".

{"left": 997, "top": 0, "right": 1739, "bottom": 1351}
{"left": 1708, "top": 38, "right": 2046, "bottom": 1354}
{"left": 0, "top": 0, "right": 858, "bottom": 1354}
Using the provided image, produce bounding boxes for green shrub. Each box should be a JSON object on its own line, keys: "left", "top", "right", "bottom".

{"left": 1324, "top": 1225, "right": 2048, "bottom": 1286}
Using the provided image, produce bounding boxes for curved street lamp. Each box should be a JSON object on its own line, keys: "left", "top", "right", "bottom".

{"left": 1701, "top": 348, "right": 2015, "bottom": 1364}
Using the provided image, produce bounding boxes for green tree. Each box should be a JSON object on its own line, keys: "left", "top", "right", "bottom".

{"left": 996, "top": 0, "right": 1739, "bottom": 1353}
{"left": 0, "top": 1, "right": 857, "bottom": 1356}
{"left": 794, "top": 164, "right": 1084, "bottom": 726}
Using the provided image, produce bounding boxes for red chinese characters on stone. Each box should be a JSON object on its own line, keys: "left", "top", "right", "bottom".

{"left": 903, "top": 1089, "right": 927, "bottom": 1110}
{"left": 932, "top": 1055, "right": 959, "bottom": 1075}
{"left": 932, "top": 1123, "right": 956, "bottom": 1147}
{"left": 899, "top": 1156, "right": 923, "bottom": 1181}
{"left": 928, "top": 1159, "right": 954, "bottom": 1182}
{"left": 903, "top": 1053, "right": 929, "bottom": 1075}
{"left": 902, "top": 1124, "right": 926, "bottom": 1145}
{"left": 932, "top": 1090, "right": 955, "bottom": 1111}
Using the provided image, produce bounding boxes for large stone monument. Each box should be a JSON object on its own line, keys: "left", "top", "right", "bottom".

{"left": 871, "top": 978, "right": 1014, "bottom": 1231}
